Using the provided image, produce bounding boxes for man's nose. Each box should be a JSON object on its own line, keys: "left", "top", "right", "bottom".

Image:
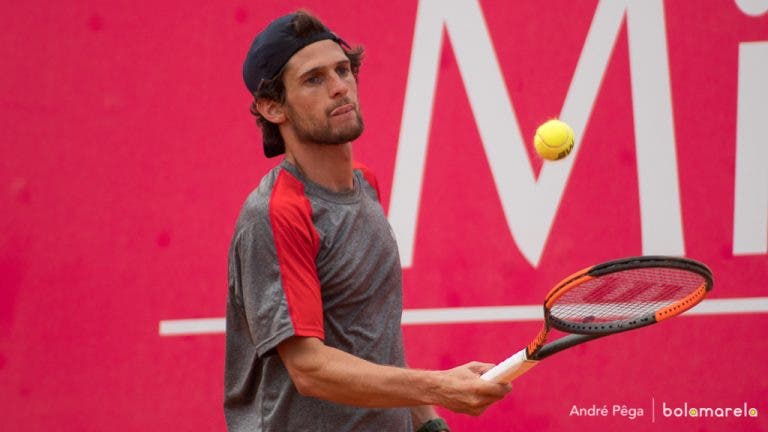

{"left": 328, "top": 73, "right": 350, "bottom": 98}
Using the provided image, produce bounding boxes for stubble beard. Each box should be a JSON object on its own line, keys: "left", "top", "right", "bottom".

{"left": 285, "top": 100, "right": 365, "bottom": 146}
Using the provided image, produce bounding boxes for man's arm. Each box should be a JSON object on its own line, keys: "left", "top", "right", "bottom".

{"left": 277, "top": 336, "right": 511, "bottom": 416}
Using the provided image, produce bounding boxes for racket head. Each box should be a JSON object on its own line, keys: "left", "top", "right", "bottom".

{"left": 542, "top": 256, "right": 713, "bottom": 335}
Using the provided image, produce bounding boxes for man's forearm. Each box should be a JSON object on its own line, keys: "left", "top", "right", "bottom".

{"left": 277, "top": 336, "right": 511, "bottom": 416}
{"left": 278, "top": 337, "right": 442, "bottom": 407}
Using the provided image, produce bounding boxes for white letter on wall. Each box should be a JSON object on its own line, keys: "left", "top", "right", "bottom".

{"left": 626, "top": 0, "right": 686, "bottom": 256}
{"left": 390, "top": 0, "right": 685, "bottom": 267}
{"left": 733, "top": 41, "right": 768, "bottom": 255}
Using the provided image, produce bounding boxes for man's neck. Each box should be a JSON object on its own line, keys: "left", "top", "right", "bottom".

{"left": 285, "top": 143, "right": 354, "bottom": 193}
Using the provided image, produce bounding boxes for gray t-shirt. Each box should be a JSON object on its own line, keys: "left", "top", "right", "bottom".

{"left": 225, "top": 160, "right": 412, "bottom": 431}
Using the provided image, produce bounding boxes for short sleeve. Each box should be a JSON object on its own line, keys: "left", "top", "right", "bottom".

{"left": 231, "top": 173, "right": 324, "bottom": 356}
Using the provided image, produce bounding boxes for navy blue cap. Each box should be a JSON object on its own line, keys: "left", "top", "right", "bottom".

{"left": 243, "top": 13, "right": 348, "bottom": 93}
{"left": 243, "top": 13, "right": 349, "bottom": 157}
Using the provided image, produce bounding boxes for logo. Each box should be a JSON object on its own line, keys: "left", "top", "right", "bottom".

{"left": 568, "top": 400, "right": 760, "bottom": 423}
{"left": 662, "top": 402, "right": 758, "bottom": 419}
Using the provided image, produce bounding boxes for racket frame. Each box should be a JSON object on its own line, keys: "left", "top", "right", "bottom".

{"left": 481, "top": 256, "right": 713, "bottom": 383}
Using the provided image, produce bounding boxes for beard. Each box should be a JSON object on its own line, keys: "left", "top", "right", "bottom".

{"left": 284, "top": 99, "right": 364, "bottom": 146}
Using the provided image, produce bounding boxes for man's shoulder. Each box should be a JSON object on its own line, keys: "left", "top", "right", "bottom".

{"left": 238, "top": 166, "right": 280, "bottom": 214}
{"left": 237, "top": 165, "right": 313, "bottom": 229}
{"left": 353, "top": 161, "right": 381, "bottom": 201}
{"left": 353, "top": 160, "right": 377, "bottom": 182}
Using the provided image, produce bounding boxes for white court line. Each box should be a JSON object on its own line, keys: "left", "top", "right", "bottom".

{"left": 158, "top": 297, "right": 768, "bottom": 336}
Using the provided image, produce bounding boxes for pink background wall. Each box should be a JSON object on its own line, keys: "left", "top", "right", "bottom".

{"left": 2, "top": 1, "right": 767, "bottom": 430}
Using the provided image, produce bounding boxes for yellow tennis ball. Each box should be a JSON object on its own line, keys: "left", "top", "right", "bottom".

{"left": 534, "top": 119, "right": 575, "bottom": 161}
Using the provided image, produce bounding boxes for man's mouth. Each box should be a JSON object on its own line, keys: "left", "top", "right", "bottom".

{"left": 329, "top": 103, "right": 355, "bottom": 117}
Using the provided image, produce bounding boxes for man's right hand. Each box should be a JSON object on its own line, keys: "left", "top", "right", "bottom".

{"left": 434, "top": 362, "right": 513, "bottom": 416}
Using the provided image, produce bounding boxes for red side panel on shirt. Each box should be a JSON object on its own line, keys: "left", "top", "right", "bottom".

{"left": 354, "top": 161, "right": 381, "bottom": 201}
{"left": 269, "top": 170, "right": 324, "bottom": 340}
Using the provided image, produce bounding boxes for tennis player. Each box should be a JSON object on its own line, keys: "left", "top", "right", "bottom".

{"left": 224, "top": 10, "right": 511, "bottom": 432}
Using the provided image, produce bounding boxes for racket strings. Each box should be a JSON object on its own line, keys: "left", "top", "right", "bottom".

{"left": 549, "top": 267, "right": 706, "bottom": 325}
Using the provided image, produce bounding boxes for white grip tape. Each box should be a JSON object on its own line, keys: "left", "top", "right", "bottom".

{"left": 480, "top": 348, "right": 539, "bottom": 383}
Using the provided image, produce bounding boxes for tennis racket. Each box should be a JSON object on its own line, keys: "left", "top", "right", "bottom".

{"left": 481, "top": 256, "right": 713, "bottom": 383}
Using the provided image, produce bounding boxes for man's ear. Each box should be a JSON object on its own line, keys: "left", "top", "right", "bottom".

{"left": 255, "top": 99, "right": 286, "bottom": 124}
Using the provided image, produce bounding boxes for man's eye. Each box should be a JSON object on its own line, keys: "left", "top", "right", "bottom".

{"left": 337, "top": 66, "right": 350, "bottom": 77}
{"left": 306, "top": 76, "right": 322, "bottom": 85}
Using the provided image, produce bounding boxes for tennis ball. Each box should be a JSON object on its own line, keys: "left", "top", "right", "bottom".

{"left": 534, "top": 119, "right": 575, "bottom": 161}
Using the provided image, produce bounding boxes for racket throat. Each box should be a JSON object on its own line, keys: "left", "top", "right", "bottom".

{"left": 480, "top": 348, "right": 540, "bottom": 383}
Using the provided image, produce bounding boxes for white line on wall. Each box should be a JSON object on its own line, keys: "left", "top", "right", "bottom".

{"left": 158, "top": 297, "right": 768, "bottom": 336}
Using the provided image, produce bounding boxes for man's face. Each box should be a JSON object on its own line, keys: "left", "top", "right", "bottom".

{"left": 280, "top": 39, "right": 363, "bottom": 146}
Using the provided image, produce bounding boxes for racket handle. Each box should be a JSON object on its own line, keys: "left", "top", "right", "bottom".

{"left": 480, "top": 348, "right": 539, "bottom": 383}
